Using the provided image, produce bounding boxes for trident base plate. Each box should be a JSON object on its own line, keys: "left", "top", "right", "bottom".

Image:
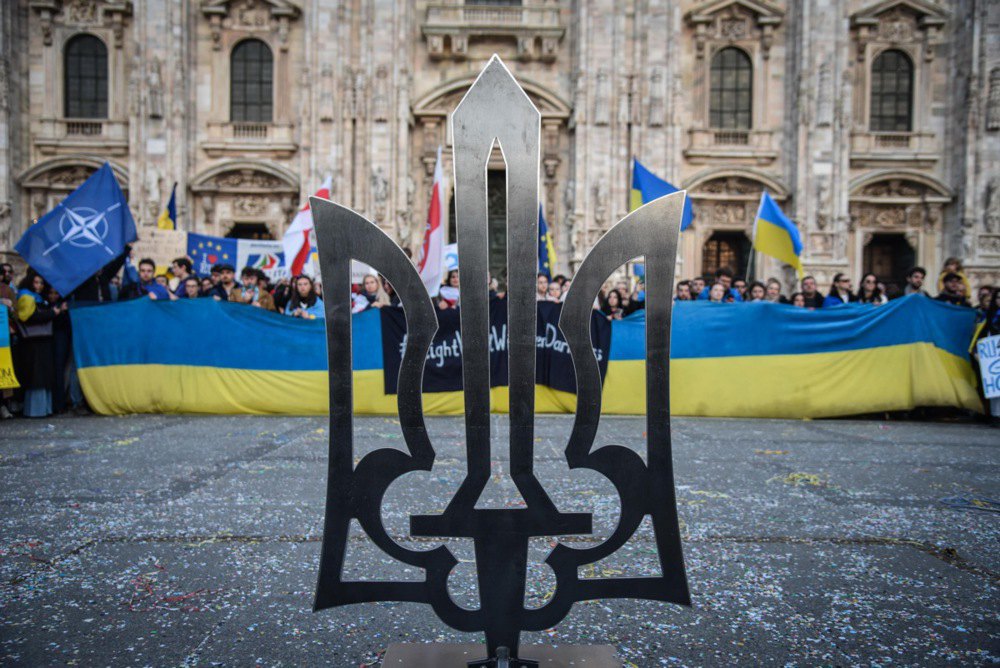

{"left": 381, "top": 642, "right": 621, "bottom": 667}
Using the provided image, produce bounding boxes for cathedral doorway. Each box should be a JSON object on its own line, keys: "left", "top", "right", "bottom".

{"left": 226, "top": 222, "right": 274, "bottom": 240}
{"left": 863, "top": 233, "right": 914, "bottom": 297}
{"left": 702, "top": 230, "right": 750, "bottom": 279}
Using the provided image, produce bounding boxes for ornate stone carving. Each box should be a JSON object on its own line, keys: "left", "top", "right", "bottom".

{"left": 877, "top": 8, "right": 915, "bottom": 43}
{"left": 234, "top": 0, "right": 270, "bottom": 29}
{"left": 213, "top": 169, "right": 282, "bottom": 190}
{"left": 981, "top": 235, "right": 1000, "bottom": 255}
{"left": 687, "top": 1, "right": 784, "bottom": 61}
{"left": 48, "top": 165, "right": 95, "bottom": 186}
{"left": 372, "top": 66, "right": 389, "bottom": 123}
{"left": 65, "top": 0, "right": 98, "bottom": 24}
{"left": 696, "top": 176, "right": 765, "bottom": 196}
{"left": 710, "top": 202, "right": 750, "bottom": 226}
{"left": 988, "top": 68, "right": 1000, "bottom": 132}
{"left": 859, "top": 179, "right": 922, "bottom": 198}
{"left": 234, "top": 195, "right": 268, "bottom": 216}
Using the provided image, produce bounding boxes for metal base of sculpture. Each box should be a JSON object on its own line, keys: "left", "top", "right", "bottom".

{"left": 382, "top": 642, "right": 620, "bottom": 667}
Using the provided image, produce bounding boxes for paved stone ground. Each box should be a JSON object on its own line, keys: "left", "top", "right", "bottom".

{"left": 0, "top": 414, "right": 996, "bottom": 666}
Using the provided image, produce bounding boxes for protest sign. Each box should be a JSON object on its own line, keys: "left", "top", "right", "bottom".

{"left": 0, "top": 308, "right": 18, "bottom": 390}
{"left": 380, "top": 301, "right": 610, "bottom": 395}
{"left": 976, "top": 334, "right": 1000, "bottom": 399}
{"left": 131, "top": 227, "right": 188, "bottom": 274}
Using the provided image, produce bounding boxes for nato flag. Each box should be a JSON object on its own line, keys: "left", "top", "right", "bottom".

{"left": 15, "top": 163, "right": 136, "bottom": 296}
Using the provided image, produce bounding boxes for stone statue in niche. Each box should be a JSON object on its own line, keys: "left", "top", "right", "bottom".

{"left": 593, "top": 69, "right": 610, "bottom": 126}
{"left": 571, "top": 70, "right": 587, "bottom": 125}
{"left": 986, "top": 178, "right": 1000, "bottom": 234}
{"left": 372, "top": 66, "right": 389, "bottom": 123}
{"left": 148, "top": 57, "right": 163, "bottom": 119}
{"left": 988, "top": 68, "right": 1000, "bottom": 132}
{"left": 371, "top": 166, "right": 389, "bottom": 221}
{"left": 816, "top": 62, "right": 832, "bottom": 127}
{"left": 648, "top": 67, "right": 665, "bottom": 127}
{"left": 815, "top": 177, "right": 831, "bottom": 230}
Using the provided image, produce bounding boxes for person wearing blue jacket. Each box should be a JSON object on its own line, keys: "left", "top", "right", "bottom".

{"left": 284, "top": 275, "right": 325, "bottom": 320}
{"left": 823, "top": 273, "right": 857, "bottom": 307}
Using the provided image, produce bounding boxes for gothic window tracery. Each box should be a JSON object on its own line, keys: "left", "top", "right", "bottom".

{"left": 64, "top": 34, "right": 108, "bottom": 119}
{"left": 230, "top": 38, "right": 273, "bottom": 123}
{"left": 870, "top": 49, "right": 913, "bottom": 132}
{"left": 709, "top": 47, "right": 752, "bottom": 130}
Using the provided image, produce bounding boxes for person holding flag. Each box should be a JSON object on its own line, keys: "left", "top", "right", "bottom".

{"left": 15, "top": 162, "right": 137, "bottom": 298}
{"left": 157, "top": 182, "right": 178, "bottom": 230}
{"left": 282, "top": 174, "right": 333, "bottom": 278}
{"left": 538, "top": 204, "right": 557, "bottom": 278}
{"left": 417, "top": 146, "right": 447, "bottom": 297}
{"left": 751, "top": 191, "right": 804, "bottom": 281}
{"left": 630, "top": 157, "right": 693, "bottom": 231}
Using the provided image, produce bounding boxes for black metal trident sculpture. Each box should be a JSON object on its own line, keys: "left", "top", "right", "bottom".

{"left": 313, "top": 56, "right": 689, "bottom": 667}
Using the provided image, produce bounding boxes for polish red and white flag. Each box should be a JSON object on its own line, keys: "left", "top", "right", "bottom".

{"left": 282, "top": 174, "right": 333, "bottom": 277}
{"left": 417, "top": 146, "right": 447, "bottom": 297}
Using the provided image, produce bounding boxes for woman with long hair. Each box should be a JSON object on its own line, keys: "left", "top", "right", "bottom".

{"left": 601, "top": 289, "right": 625, "bottom": 320}
{"left": 14, "top": 270, "right": 62, "bottom": 417}
{"left": 284, "top": 275, "right": 324, "bottom": 319}
{"left": 353, "top": 274, "right": 391, "bottom": 313}
{"left": 438, "top": 269, "right": 460, "bottom": 309}
{"left": 856, "top": 273, "right": 887, "bottom": 305}
{"left": 823, "top": 273, "right": 856, "bottom": 307}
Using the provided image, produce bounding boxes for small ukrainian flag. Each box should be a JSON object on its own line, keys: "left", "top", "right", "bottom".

{"left": 753, "top": 192, "right": 804, "bottom": 278}
{"left": 538, "top": 204, "right": 557, "bottom": 278}
{"left": 630, "top": 157, "right": 693, "bottom": 230}
{"left": 157, "top": 182, "right": 177, "bottom": 230}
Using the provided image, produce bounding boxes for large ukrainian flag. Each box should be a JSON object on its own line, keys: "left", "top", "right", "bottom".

{"left": 753, "top": 192, "right": 803, "bottom": 277}
{"left": 70, "top": 296, "right": 981, "bottom": 418}
{"left": 630, "top": 158, "right": 693, "bottom": 230}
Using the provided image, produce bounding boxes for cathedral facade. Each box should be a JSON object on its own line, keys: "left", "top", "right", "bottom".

{"left": 1, "top": 0, "right": 998, "bottom": 289}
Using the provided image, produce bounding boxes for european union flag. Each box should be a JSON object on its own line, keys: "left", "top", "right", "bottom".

{"left": 187, "top": 232, "right": 238, "bottom": 277}
{"left": 15, "top": 162, "right": 136, "bottom": 296}
{"left": 630, "top": 157, "right": 693, "bottom": 231}
{"left": 538, "top": 204, "right": 557, "bottom": 278}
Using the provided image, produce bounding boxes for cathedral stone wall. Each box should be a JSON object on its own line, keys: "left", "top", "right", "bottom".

{"left": 1, "top": 0, "right": 998, "bottom": 290}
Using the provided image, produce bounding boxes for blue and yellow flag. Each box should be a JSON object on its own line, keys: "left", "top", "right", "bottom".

{"left": 753, "top": 192, "right": 804, "bottom": 278}
{"left": 157, "top": 182, "right": 177, "bottom": 230}
{"left": 538, "top": 204, "right": 557, "bottom": 277}
{"left": 630, "top": 157, "right": 693, "bottom": 230}
{"left": 0, "top": 308, "right": 19, "bottom": 390}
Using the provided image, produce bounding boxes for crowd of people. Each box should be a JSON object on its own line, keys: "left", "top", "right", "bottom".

{"left": 1, "top": 249, "right": 997, "bottom": 421}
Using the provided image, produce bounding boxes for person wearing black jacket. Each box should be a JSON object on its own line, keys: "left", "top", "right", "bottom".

{"left": 14, "top": 271, "right": 62, "bottom": 417}
{"left": 68, "top": 246, "right": 129, "bottom": 304}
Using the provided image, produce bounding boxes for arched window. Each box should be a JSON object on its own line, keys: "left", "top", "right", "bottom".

{"left": 870, "top": 49, "right": 913, "bottom": 132}
{"left": 231, "top": 39, "right": 273, "bottom": 123}
{"left": 64, "top": 35, "right": 108, "bottom": 119}
{"left": 709, "top": 47, "right": 752, "bottom": 129}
